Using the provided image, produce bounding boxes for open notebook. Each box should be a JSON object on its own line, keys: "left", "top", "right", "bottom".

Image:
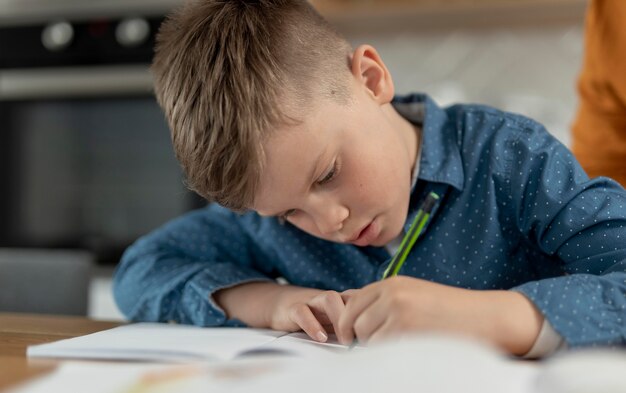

{"left": 27, "top": 323, "right": 355, "bottom": 363}
{"left": 19, "top": 333, "right": 542, "bottom": 393}
{"left": 20, "top": 325, "right": 626, "bottom": 393}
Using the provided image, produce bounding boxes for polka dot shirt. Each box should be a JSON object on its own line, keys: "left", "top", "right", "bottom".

{"left": 113, "top": 93, "right": 626, "bottom": 349}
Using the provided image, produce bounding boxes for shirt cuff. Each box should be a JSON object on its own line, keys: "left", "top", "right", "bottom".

{"left": 522, "top": 318, "right": 567, "bottom": 359}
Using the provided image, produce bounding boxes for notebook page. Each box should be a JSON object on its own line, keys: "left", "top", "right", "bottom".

{"left": 245, "top": 331, "right": 357, "bottom": 358}
{"left": 27, "top": 323, "right": 288, "bottom": 362}
{"left": 17, "top": 334, "right": 546, "bottom": 393}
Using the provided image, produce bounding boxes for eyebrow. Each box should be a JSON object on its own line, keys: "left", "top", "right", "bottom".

{"left": 260, "top": 143, "right": 330, "bottom": 217}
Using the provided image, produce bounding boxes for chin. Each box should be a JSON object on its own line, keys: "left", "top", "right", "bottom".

{"left": 370, "top": 239, "right": 387, "bottom": 247}
{"left": 374, "top": 219, "right": 403, "bottom": 246}
{"left": 370, "top": 228, "right": 392, "bottom": 247}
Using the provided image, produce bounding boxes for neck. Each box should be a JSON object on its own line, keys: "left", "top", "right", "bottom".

{"left": 385, "top": 104, "right": 420, "bottom": 175}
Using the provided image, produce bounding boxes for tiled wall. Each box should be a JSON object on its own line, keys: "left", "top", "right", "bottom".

{"left": 344, "top": 23, "right": 584, "bottom": 147}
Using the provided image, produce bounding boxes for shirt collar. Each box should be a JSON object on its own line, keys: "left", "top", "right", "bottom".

{"left": 392, "top": 93, "right": 465, "bottom": 192}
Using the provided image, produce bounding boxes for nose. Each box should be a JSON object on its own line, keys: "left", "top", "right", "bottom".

{"left": 307, "top": 195, "right": 349, "bottom": 236}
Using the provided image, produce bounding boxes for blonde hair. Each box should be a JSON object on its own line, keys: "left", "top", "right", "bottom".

{"left": 152, "top": 0, "right": 352, "bottom": 211}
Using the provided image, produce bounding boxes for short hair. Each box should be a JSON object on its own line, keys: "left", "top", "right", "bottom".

{"left": 152, "top": 0, "right": 352, "bottom": 211}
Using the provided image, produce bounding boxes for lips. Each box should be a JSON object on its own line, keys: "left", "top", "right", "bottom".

{"left": 349, "top": 218, "right": 379, "bottom": 246}
{"left": 351, "top": 222, "right": 372, "bottom": 242}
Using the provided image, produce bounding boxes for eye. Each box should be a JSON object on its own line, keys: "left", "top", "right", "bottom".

{"left": 317, "top": 160, "right": 340, "bottom": 185}
{"left": 277, "top": 158, "right": 341, "bottom": 224}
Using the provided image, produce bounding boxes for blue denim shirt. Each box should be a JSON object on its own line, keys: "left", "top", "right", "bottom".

{"left": 113, "top": 94, "right": 626, "bottom": 348}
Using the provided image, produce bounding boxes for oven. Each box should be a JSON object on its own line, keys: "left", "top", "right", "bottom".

{"left": 0, "top": 0, "right": 202, "bottom": 264}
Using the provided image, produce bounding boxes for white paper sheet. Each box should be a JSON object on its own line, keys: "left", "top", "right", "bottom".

{"left": 27, "top": 323, "right": 352, "bottom": 363}
{"left": 16, "top": 334, "right": 543, "bottom": 393}
{"left": 22, "top": 323, "right": 626, "bottom": 393}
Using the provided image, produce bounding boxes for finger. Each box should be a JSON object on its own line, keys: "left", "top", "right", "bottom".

{"left": 340, "top": 289, "right": 359, "bottom": 303}
{"left": 352, "top": 299, "right": 387, "bottom": 344}
{"left": 307, "top": 291, "right": 347, "bottom": 342}
{"left": 288, "top": 303, "right": 328, "bottom": 343}
{"left": 337, "top": 287, "right": 381, "bottom": 345}
{"left": 366, "top": 318, "right": 409, "bottom": 346}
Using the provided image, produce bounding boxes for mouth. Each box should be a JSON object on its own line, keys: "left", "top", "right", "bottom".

{"left": 349, "top": 217, "right": 379, "bottom": 247}
{"left": 352, "top": 223, "right": 371, "bottom": 241}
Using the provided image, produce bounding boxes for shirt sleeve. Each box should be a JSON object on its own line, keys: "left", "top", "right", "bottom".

{"left": 522, "top": 318, "right": 567, "bottom": 359}
{"left": 112, "top": 203, "right": 275, "bottom": 326}
{"left": 504, "top": 117, "right": 626, "bottom": 348}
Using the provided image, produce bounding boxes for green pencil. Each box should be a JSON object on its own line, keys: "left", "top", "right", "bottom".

{"left": 381, "top": 192, "right": 439, "bottom": 280}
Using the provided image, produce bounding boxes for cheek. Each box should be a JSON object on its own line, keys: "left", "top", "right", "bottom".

{"left": 344, "top": 153, "right": 404, "bottom": 205}
{"left": 287, "top": 216, "right": 320, "bottom": 237}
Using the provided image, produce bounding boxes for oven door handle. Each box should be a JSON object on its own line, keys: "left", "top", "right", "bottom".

{"left": 0, "top": 65, "right": 153, "bottom": 100}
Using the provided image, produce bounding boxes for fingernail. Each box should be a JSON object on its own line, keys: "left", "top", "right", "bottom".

{"left": 316, "top": 331, "right": 328, "bottom": 342}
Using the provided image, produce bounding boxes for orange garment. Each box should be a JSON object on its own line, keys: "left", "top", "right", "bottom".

{"left": 572, "top": 0, "right": 626, "bottom": 186}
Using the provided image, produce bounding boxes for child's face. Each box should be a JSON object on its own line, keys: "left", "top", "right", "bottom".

{"left": 254, "top": 47, "right": 418, "bottom": 247}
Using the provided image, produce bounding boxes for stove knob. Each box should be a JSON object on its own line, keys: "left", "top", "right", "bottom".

{"left": 41, "top": 21, "right": 74, "bottom": 51}
{"left": 115, "top": 18, "right": 150, "bottom": 48}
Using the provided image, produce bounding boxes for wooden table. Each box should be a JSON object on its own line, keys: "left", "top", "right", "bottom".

{"left": 0, "top": 313, "right": 122, "bottom": 391}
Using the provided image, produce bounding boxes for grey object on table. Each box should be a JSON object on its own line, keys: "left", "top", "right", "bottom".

{"left": 0, "top": 248, "right": 93, "bottom": 315}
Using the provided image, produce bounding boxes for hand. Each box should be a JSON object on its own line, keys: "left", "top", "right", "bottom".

{"left": 337, "top": 276, "right": 543, "bottom": 355}
{"left": 337, "top": 276, "right": 478, "bottom": 344}
{"left": 215, "top": 282, "right": 347, "bottom": 343}
{"left": 269, "top": 288, "right": 348, "bottom": 343}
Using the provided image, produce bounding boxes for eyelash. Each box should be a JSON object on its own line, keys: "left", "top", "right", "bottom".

{"left": 279, "top": 160, "right": 340, "bottom": 221}
{"left": 318, "top": 160, "right": 340, "bottom": 185}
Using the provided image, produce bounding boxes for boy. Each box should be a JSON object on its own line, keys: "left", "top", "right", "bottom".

{"left": 113, "top": 0, "right": 626, "bottom": 357}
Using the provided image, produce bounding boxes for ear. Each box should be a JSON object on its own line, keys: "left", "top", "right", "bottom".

{"left": 350, "top": 44, "right": 394, "bottom": 105}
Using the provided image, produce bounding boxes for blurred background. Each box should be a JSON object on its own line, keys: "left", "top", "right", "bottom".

{"left": 0, "top": 0, "right": 588, "bottom": 321}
